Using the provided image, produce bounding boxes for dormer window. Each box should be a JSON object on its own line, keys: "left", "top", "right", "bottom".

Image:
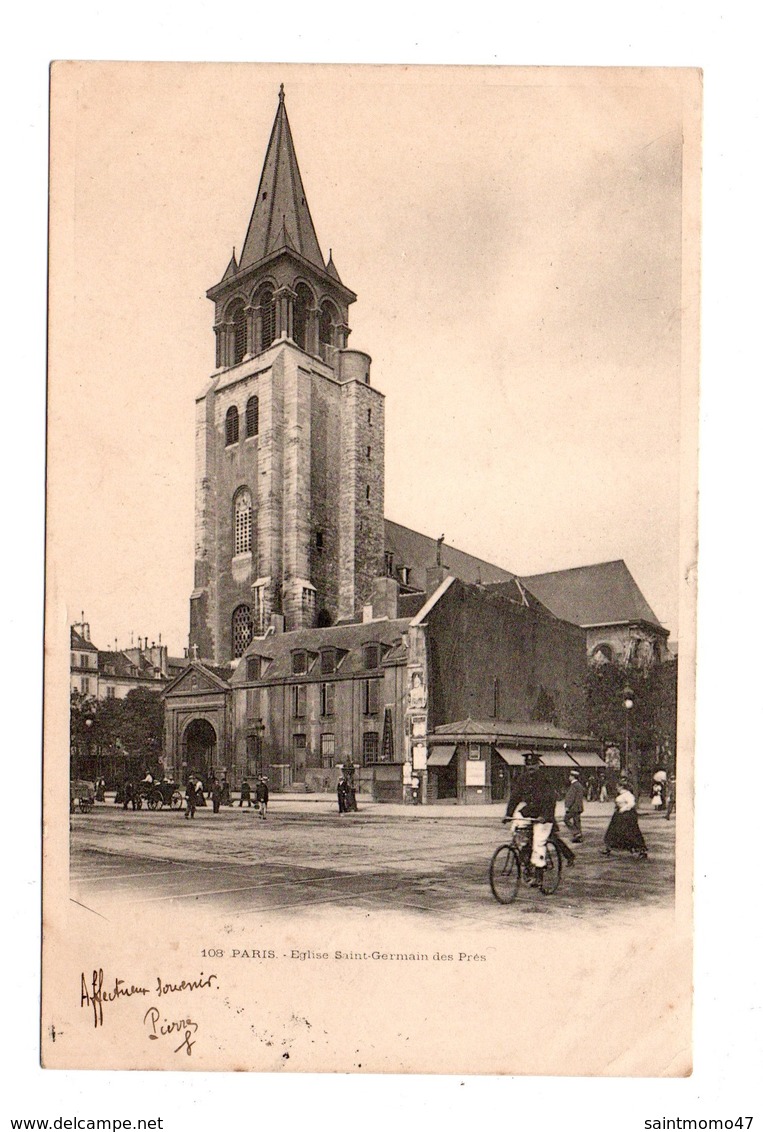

{"left": 246, "top": 656, "right": 261, "bottom": 681}
{"left": 364, "top": 643, "right": 380, "bottom": 670}
{"left": 292, "top": 650, "right": 308, "bottom": 675}
{"left": 320, "top": 648, "right": 337, "bottom": 675}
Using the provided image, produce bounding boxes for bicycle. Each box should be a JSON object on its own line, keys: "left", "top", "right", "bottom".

{"left": 489, "top": 818, "right": 562, "bottom": 903}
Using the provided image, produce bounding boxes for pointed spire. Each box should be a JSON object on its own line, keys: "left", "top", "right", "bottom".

{"left": 221, "top": 247, "right": 238, "bottom": 281}
{"left": 239, "top": 86, "right": 325, "bottom": 273}
{"left": 325, "top": 248, "right": 342, "bottom": 283}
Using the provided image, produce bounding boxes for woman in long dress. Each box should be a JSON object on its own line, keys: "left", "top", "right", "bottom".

{"left": 601, "top": 774, "right": 648, "bottom": 859}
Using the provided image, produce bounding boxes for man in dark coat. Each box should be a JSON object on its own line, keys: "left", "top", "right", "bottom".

{"left": 255, "top": 776, "right": 269, "bottom": 819}
{"left": 337, "top": 776, "right": 348, "bottom": 814}
{"left": 211, "top": 778, "right": 222, "bottom": 814}
{"left": 564, "top": 770, "right": 586, "bottom": 843}
{"left": 185, "top": 778, "right": 196, "bottom": 820}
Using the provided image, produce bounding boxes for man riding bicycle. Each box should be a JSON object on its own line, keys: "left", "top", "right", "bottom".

{"left": 503, "top": 753, "right": 558, "bottom": 887}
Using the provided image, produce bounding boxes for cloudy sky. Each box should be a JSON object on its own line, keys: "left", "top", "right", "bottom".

{"left": 49, "top": 64, "right": 697, "bottom": 656}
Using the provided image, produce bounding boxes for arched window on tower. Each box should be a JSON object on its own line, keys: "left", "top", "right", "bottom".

{"left": 233, "top": 488, "right": 253, "bottom": 555}
{"left": 245, "top": 396, "right": 259, "bottom": 439}
{"left": 232, "top": 604, "right": 253, "bottom": 658}
{"left": 230, "top": 301, "right": 247, "bottom": 365}
{"left": 225, "top": 405, "right": 239, "bottom": 446}
{"left": 259, "top": 287, "right": 276, "bottom": 351}
{"left": 318, "top": 301, "right": 336, "bottom": 359}
{"left": 294, "top": 283, "right": 312, "bottom": 351}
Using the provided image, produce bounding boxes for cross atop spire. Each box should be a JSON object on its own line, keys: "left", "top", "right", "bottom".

{"left": 238, "top": 86, "right": 325, "bottom": 274}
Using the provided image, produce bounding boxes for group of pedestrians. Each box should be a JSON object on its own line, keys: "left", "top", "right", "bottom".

{"left": 504, "top": 755, "right": 660, "bottom": 874}
{"left": 185, "top": 775, "right": 269, "bottom": 819}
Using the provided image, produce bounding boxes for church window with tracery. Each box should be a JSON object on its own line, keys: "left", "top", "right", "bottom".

{"left": 231, "top": 604, "right": 253, "bottom": 658}
{"left": 234, "top": 489, "right": 252, "bottom": 555}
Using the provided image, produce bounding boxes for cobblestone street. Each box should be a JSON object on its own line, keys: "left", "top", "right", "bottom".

{"left": 70, "top": 798, "right": 676, "bottom": 929}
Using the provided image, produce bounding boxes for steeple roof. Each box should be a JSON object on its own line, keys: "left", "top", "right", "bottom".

{"left": 239, "top": 85, "right": 326, "bottom": 274}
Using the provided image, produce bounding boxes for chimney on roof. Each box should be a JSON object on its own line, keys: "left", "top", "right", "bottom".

{"left": 270, "top": 614, "right": 285, "bottom": 635}
{"left": 373, "top": 576, "right": 399, "bottom": 621}
{"left": 426, "top": 565, "right": 449, "bottom": 596}
{"left": 362, "top": 604, "right": 374, "bottom": 623}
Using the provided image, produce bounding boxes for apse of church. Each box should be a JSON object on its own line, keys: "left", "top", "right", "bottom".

{"left": 189, "top": 87, "right": 384, "bottom": 665}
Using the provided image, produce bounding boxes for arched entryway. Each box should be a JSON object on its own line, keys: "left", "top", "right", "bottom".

{"left": 182, "top": 718, "right": 217, "bottom": 784}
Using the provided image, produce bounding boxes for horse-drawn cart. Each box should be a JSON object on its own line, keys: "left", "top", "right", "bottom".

{"left": 70, "top": 779, "right": 95, "bottom": 814}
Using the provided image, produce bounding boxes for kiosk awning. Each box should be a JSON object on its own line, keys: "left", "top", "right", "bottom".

{"left": 539, "top": 750, "right": 577, "bottom": 767}
{"left": 427, "top": 745, "right": 456, "bottom": 766}
{"left": 569, "top": 751, "right": 607, "bottom": 767}
{"left": 494, "top": 746, "right": 527, "bottom": 766}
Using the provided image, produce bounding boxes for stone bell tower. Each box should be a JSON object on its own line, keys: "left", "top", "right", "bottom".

{"left": 189, "top": 86, "right": 385, "bottom": 665}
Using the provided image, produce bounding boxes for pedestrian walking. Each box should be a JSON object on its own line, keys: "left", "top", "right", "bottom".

{"left": 344, "top": 760, "right": 358, "bottom": 812}
{"left": 564, "top": 770, "right": 585, "bottom": 843}
{"left": 211, "top": 778, "right": 222, "bottom": 814}
{"left": 601, "top": 774, "right": 648, "bottom": 859}
{"left": 239, "top": 779, "right": 252, "bottom": 807}
{"left": 95, "top": 776, "right": 106, "bottom": 803}
{"left": 337, "top": 775, "right": 348, "bottom": 814}
{"left": 185, "top": 778, "right": 196, "bottom": 820}
{"left": 255, "top": 776, "right": 269, "bottom": 819}
{"left": 664, "top": 773, "right": 676, "bottom": 821}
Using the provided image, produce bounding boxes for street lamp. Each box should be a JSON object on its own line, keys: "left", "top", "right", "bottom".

{"left": 252, "top": 718, "right": 265, "bottom": 779}
{"left": 85, "top": 716, "right": 94, "bottom": 778}
{"left": 623, "top": 686, "right": 635, "bottom": 794}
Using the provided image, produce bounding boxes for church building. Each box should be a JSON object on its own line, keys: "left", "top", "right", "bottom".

{"left": 190, "top": 84, "right": 383, "bottom": 663}
{"left": 164, "top": 87, "right": 619, "bottom": 802}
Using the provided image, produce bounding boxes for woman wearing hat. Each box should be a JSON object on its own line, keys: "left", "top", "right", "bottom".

{"left": 601, "top": 773, "right": 648, "bottom": 859}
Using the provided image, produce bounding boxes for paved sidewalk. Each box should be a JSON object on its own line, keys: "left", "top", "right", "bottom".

{"left": 102, "top": 791, "right": 673, "bottom": 823}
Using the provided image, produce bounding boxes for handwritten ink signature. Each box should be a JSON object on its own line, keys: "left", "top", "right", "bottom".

{"left": 80, "top": 969, "right": 218, "bottom": 1030}
{"left": 143, "top": 1007, "right": 199, "bottom": 1056}
{"left": 80, "top": 970, "right": 150, "bottom": 1029}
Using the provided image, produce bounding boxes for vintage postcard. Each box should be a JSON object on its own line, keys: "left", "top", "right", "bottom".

{"left": 43, "top": 63, "right": 700, "bottom": 1074}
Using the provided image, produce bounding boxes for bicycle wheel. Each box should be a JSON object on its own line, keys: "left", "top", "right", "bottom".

{"left": 541, "top": 840, "right": 562, "bottom": 895}
{"left": 489, "top": 845, "right": 521, "bottom": 904}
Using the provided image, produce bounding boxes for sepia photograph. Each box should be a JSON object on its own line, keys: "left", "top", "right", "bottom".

{"left": 42, "top": 62, "right": 700, "bottom": 1077}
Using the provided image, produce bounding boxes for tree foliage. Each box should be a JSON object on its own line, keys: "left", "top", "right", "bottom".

{"left": 70, "top": 687, "right": 164, "bottom": 777}
{"left": 586, "top": 658, "right": 677, "bottom": 769}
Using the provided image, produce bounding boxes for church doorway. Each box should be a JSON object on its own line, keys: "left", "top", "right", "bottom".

{"left": 182, "top": 718, "right": 217, "bottom": 783}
